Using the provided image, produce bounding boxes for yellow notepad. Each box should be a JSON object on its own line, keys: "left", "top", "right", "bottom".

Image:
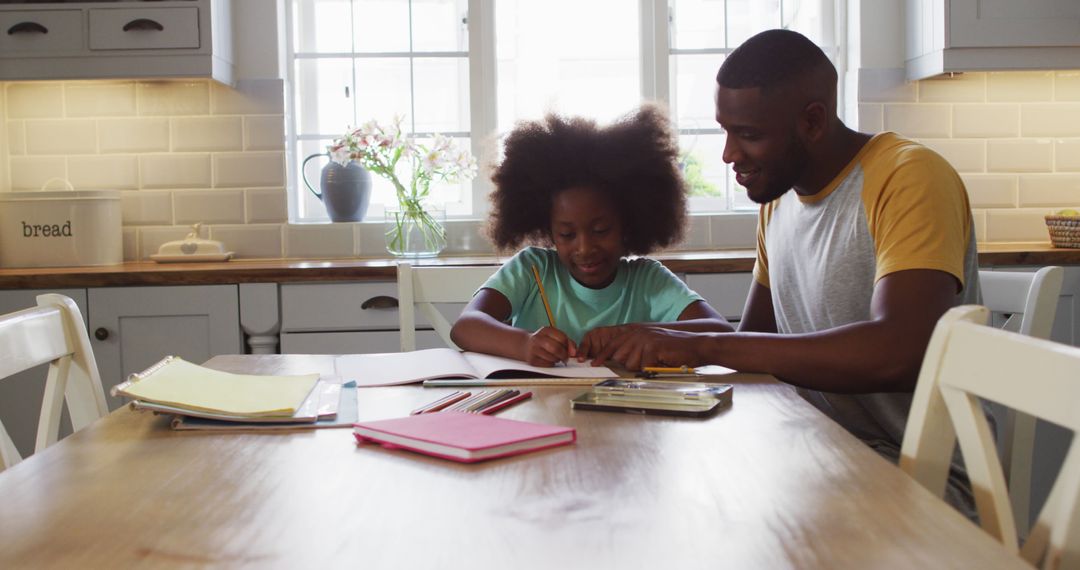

{"left": 112, "top": 356, "right": 320, "bottom": 418}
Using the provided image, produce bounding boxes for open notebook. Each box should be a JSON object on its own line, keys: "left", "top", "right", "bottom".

{"left": 335, "top": 348, "right": 616, "bottom": 387}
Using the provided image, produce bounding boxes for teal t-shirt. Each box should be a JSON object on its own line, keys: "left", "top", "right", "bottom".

{"left": 480, "top": 247, "right": 704, "bottom": 343}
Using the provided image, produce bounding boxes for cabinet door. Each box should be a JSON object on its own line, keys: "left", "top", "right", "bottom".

{"left": 0, "top": 289, "right": 86, "bottom": 460}
{"left": 89, "top": 285, "right": 241, "bottom": 409}
{"left": 950, "top": 0, "right": 1080, "bottom": 48}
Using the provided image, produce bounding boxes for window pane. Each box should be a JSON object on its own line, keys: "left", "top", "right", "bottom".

{"left": 354, "top": 58, "right": 412, "bottom": 125}
{"left": 495, "top": 0, "right": 639, "bottom": 131}
{"left": 670, "top": 0, "right": 726, "bottom": 50}
{"left": 725, "top": 0, "right": 780, "bottom": 47}
{"left": 679, "top": 133, "right": 727, "bottom": 201}
{"left": 413, "top": 57, "right": 470, "bottom": 133}
{"left": 295, "top": 58, "right": 354, "bottom": 135}
{"left": 293, "top": 0, "right": 353, "bottom": 53}
{"left": 352, "top": 0, "right": 410, "bottom": 52}
{"left": 412, "top": 0, "right": 469, "bottom": 52}
{"left": 671, "top": 53, "right": 724, "bottom": 128}
{"left": 783, "top": 0, "right": 830, "bottom": 46}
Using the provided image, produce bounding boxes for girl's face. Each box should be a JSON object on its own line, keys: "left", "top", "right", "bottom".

{"left": 549, "top": 186, "right": 626, "bottom": 289}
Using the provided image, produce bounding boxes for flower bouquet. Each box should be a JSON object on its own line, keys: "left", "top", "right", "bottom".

{"left": 329, "top": 116, "right": 477, "bottom": 256}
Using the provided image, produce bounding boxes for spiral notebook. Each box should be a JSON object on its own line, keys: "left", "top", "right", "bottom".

{"left": 113, "top": 356, "right": 321, "bottom": 420}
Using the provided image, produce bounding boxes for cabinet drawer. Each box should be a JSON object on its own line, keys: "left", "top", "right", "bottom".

{"left": 89, "top": 7, "right": 199, "bottom": 50}
{"left": 281, "top": 282, "right": 401, "bottom": 332}
{"left": 0, "top": 11, "right": 83, "bottom": 54}
{"left": 685, "top": 273, "right": 754, "bottom": 320}
{"left": 281, "top": 330, "right": 446, "bottom": 355}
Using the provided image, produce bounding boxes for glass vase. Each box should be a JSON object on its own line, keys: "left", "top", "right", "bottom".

{"left": 384, "top": 203, "right": 447, "bottom": 258}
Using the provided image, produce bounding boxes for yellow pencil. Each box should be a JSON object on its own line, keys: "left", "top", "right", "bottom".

{"left": 531, "top": 264, "right": 556, "bottom": 328}
{"left": 642, "top": 366, "right": 696, "bottom": 374}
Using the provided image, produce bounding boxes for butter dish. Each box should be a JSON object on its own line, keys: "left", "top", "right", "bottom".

{"left": 150, "top": 224, "right": 234, "bottom": 263}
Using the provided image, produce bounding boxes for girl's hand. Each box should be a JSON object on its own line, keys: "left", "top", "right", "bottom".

{"left": 522, "top": 326, "right": 576, "bottom": 367}
{"left": 576, "top": 324, "right": 639, "bottom": 363}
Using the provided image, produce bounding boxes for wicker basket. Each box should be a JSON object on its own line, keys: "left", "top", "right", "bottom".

{"left": 1045, "top": 215, "right": 1080, "bottom": 248}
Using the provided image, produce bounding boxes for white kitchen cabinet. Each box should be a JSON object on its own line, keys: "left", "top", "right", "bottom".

{"left": 279, "top": 282, "right": 463, "bottom": 355}
{"left": 0, "top": 0, "right": 234, "bottom": 85}
{"left": 906, "top": 0, "right": 1080, "bottom": 79}
{"left": 0, "top": 289, "right": 86, "bottom": 460}
{"left": 88, "top": 284, "right": 241, "bottom": 409}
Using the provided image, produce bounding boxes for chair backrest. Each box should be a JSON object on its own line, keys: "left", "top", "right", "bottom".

{"left": 397, "top": 263, "right": 499, "bottom": 351}
{"left": 900, "top": 305, "right": 1080, "bottom": 569}
{"left": 0, "top": 294, "right": 108, "bottom": 471}
{"left": 979, "top": 266, "right": 1065, "bottom": 537}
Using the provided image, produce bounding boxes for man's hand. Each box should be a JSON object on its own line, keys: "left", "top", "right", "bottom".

{"left": 522, "top": 326, "right": 577, "bottom": 366}
{"left": 576, "top": 324, "right": 640, "bottom": 361}
{"left": 589, "top": 326, "right": 711, "bottom": 370}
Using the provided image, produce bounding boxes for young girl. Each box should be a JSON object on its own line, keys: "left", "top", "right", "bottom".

{"left": 450, "top": 104, "right": 733, "bottom": 367}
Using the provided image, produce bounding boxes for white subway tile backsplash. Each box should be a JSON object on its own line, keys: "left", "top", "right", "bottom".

{"left": 25, "top": 120, "right": 96, "bottom": 155}
{"left": 356, "top": 221, "right": 390, "bottom": 256}
{"left": 140, "top": 154, "right": 212, "bottom": 188}
{"left": 962, "top": 174, "right": 1017, "bottom": 208}
{"left": 985, "top": 208, "right": 1054, "bottom": 242}
{"left": 1057, "top": 71, "right": 1080, "bottom": 101}
{"left": 6, "top": 120, "right": 24, "bottom": 155}
{"left": 213, "top": 152, "right": 284, "bottom": 187}
{"left": 209, "top": 224, "right": 283, "bottom": 258}
{"left": 918, "top": 72, "right": 986, "bottom": 103}
{"left": 244, "top": 116, "right": 285, "bottom": 151}
{"left": 4, "top": 83, "right": 63, "bottom": 119}
{"left": 1021, "top": 104, "right": 1080, "bottom": 138}
{"left": 1018, "top": 175, "right": 1080, "bottom": 208}
{"left": 121, "top": 190, "right": 173, "bottom": 225}
{"left": 953, "top": 104, "right": 1018, "bottom": 138}
{"left": 988, "top": 139, "right": 1053, "bottom": 172}
{"left": 920, "top": 139, "right": 986, "bottom": 172}
{"left": 710, "top": 212, "right": 757, "bottom": 248}
{"left": 674, "top": 215, "right": 711, "bottom": 250}
{"left": 1055, "top": 140, "right": 1080, "bottom": 171}
{"left": 122, "top": 227, "right": 138, "bottom": 261}
{"left": 171, "top": 117, "right": 243, "bottom": 152}
{"left": 245, "top": 187, "right": 288, "bottom": 223}
{"left": 137, "top": 81, "right": 210, "bottom": 116}
{"left": 857, "top": 68, "right": 917, "bottom": 103}
{"left": 9, "top": 156, "right": 65, "bottom": 190}
{"left": 68, "top": 155, "right": 138, "bottom": 189}
{"left": 988, "top": 71, "right": 1054, "bottom": 102}
{"left": 174, "top": 189, "right": 246, "bottom": 224}
{"left": 884, "top": 104, "right": 951, "bottom": 138}
{"left": 857, "top": 104, "right": 884, "bottom": 133}
{"left": 444, "top": 219, "right": 495, "bottom": 254}
{"left": 971, "top": 209, "right": 987, "bottom": 242}
{"left": 98, "top": 118, "right": 169, "bottom": 153}
{"left": 284, "top": 223, "right": 355, "bottom": 258}
{"left": 65, "top": 83, "right": 136, "bottom": 117}
{"left": 211, "top": 80, "right": 285, "bottom": 115}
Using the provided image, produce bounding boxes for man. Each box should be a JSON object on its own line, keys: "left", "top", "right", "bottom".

{"left": 594, "top": 30, "right": 979, "bottom": 493}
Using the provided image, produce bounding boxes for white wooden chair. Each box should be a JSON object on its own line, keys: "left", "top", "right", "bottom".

{"left": 900, "top": 305, "right": 1080, "bottom": 569}
{"left": 0, "top": 294, "right": 109, "bottom": 471}
{"left": 980, "top": 266, "right": 1065, "bottom": 536}
{"left": 396, "top": 262, "right": 499, "bottom": 352}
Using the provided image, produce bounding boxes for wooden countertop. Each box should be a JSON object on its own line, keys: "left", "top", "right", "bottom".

{"left": 0, "top": 243, "right": 1074, "bottom": 289}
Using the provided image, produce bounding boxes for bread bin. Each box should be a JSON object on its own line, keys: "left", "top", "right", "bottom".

{"left": 0, "top": 184, "right": 122, "bottom": 268}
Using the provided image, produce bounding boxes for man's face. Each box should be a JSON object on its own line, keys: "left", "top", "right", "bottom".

{"left": 714, "top": 84, "right": 810, "bottom": 204}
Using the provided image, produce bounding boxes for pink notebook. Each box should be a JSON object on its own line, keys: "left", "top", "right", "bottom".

{"left": 353, "top": 411, "right": 576, "bottom": 463}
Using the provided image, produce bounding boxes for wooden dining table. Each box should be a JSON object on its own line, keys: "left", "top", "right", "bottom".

{"left": 0, "top": 354, "right": 1029, "bottom": 569}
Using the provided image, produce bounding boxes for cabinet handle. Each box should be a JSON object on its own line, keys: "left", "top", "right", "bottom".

{"left": 122, "top": 18, "right": 165, "bottom": 32}
{"left": 94, "top": 327, "right": 109, "bottom": 341}
{"left": 360, "top": 295, "right": 398, "bottom": 310}
{"left": 7, "top": 22, "right": 48, "bottom": 35}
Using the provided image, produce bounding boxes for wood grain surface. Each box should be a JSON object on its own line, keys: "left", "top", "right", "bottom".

{"left": 0, "top": 355, "right": 1029, "bottom": 569}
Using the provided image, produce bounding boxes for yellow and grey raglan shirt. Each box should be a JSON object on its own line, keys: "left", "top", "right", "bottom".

{"left": 753, "top": 131, "right": 980, "bottom": 458}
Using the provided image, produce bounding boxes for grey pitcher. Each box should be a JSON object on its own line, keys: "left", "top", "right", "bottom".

{"left": 302, "top": 153, "right": 372, "bottom": 222}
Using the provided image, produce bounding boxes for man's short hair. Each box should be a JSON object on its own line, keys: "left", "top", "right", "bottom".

{"left": 716, "top": 29, "right": 836, "bottom": 91}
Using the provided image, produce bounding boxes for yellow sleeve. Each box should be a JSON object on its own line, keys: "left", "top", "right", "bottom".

{"left": 752, "top": 202, "right": 774, "bottom": 289}
{"left": 861, "top": 141, "right": 972, "bottom": 290}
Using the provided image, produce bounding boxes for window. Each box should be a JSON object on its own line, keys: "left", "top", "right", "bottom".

{"left": 286, "top": 0, "right": 841, "bottom": 222}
